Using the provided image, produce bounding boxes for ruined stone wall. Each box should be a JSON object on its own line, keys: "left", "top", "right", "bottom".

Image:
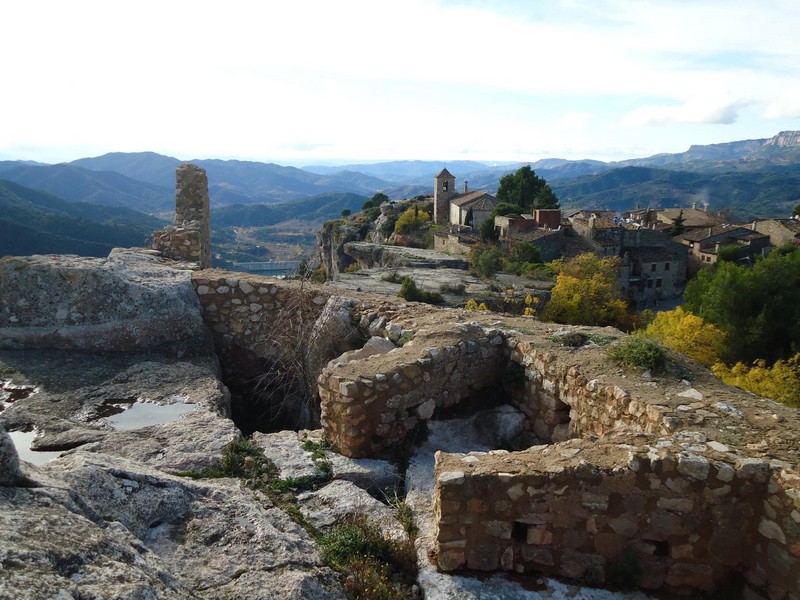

{"left": 507, "top": 341, "right": 684, "bottom": 443}
{"left": 319, "top": 324, "right": 505, "bottom": 457}
{"left": 433, "top": 437, "right": 787, "bottom": 594}
{"left": 152, "top": 164, "right": 211, "bottom": 268}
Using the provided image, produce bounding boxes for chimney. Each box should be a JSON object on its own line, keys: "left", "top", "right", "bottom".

{"left": 692, "top": 201, "right": 697, "bottom": 210}
{"left": 464, "top": 181, "right": 469, "bottom": 193}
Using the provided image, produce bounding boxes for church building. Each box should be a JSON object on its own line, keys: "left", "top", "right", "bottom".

{"left": 433, "top": 168, "right": 499, "bottom": 229}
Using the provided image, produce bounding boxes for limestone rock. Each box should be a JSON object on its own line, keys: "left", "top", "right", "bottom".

{"left": 343, "top": 242, "right": 469, "bottom": 270}
{"left": 0, "top": 426, "right": 22, "bottom": 486}
{"left": 305, "top": 296, "right": 364, "bottom": 396}
{"left": 0, "top": 249, "right": 210, "bottom": 354}
{"left": 0, "top": 451, "right": 348, "bottom": 599}
{"left": 297, "top": 479, "right": 408, "bottom": 542}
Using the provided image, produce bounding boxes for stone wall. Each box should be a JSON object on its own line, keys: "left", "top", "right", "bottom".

{"left": 434, "top": 437, "right": 782, "bottom": 593}
{"left": 190, "top": 271, "right": 375, "bottom": 429}
{"left": 152, "top": 164, "right": 211, "bottom": 268}
{"left": 319, "top": 323, "right": 505, "bottom": 457}
{"left": 308, "top": 305, "right": 800, "bottom": 597}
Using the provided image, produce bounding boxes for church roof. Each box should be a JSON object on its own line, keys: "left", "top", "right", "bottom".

{"left": 436, "top": 168, "right": 454, "bottom": 179}
{"left": 450, "top": 191, "right": 499, "bottom": 208}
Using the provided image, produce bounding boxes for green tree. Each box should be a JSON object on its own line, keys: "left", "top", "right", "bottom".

{"left": 479, "top": 218, "right": 499, "bottom": 242}
{"left": 716, "top": 244, "right": 741, "bottom": 263}
{"left": 793, "top": 204, "right": 800, "bottom": 217}
{"left": 669, "top": 210, "right": 686, "bottom": 237}
{"left": 684, "top": 247, "right": 800, "bottom": 363}
{"left": 362, "top": 192, "right": 389, "bottom": 210}
{"left": 541, "top": 253, "right": 630, "bottom": 329}
{"left": 470, "top": 246, "right": 503, "bottom": 278}
{"left": 464, "top": 207, "right": 474, "bottom": 228}
{"left": 493, "top": 202, "right": 526, "bottom": 217}
{"left": 341, "top": 209, "right": 351, "bottom": 217}
{"left": 496, "top": 166, "right": 559, "bottom": 212}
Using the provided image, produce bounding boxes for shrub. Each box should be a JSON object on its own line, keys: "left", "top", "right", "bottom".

{"left": 320, "top": 516, "right": 417, "bottom": 600}
{"left": 439, "top": 282, "right": 466, "bottom": 294}
{"left": 398, "top": 277, "right": 443, "bottom": 304}
{"left": 471, "top": 246, "right": 503, "bottom": 278}
{"left": 607, "top": 337, "right": 665, "bottom": 371}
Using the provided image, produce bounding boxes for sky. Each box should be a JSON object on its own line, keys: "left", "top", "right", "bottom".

{"left": 3, "top": 0, "right": 800, "bottom": 166}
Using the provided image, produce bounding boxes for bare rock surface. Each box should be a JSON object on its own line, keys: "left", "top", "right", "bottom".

{"left": 254, "top": 429, "right": 401, "bottom": 493}
{"left": 344, "top": 241, "right": 470, "bottom": 270}
{"left": 0, "top": 248, "right": 209, "bottom": 353}
{"left": 0, "top": 426, "right": 22, "bottom": 486}
{"left": 0, "top": 349, "right": 235, "bottom": 473}
{"left": 297, "top": 479, "right": 407, "bottom": 542}
{"left": 0, "top": 451, "right": 345, "bottom": 599}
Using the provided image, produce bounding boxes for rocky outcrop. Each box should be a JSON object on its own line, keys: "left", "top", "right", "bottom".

{"left": 344, "top": 241, "right": 469, "bottom": 270}
{"left": 0, "top": 452, "right": 345, "bottom": 599}
{"left": 316, "top": 219, "right": 366, "bottom": 279}
{"left": 0, "top": 427, "right": 22, "bottom": 486}
{"left": 0, "top": 248, "right": 209, "bottom": 354}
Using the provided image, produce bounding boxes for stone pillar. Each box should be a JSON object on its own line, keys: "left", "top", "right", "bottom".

{"left": 175, "top": 164, "right": 211, "bottom": 268}
{"left": 151, "top": 164, "right": 212, "bottom": 268}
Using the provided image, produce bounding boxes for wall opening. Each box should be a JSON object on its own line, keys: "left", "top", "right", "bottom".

{"left": 218, "top": 344, "right": 316, "bottom": 435}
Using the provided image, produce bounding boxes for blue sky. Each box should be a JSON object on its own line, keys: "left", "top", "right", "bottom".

{"left": 2, "top": 0, "right": 800, "bottom": 165}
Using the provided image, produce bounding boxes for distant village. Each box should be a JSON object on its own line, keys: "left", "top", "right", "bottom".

{"left": 427, "top": 168, "right": 800, "bottom": 310}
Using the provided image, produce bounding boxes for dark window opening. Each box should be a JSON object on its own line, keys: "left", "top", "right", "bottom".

{"left": 512, "top": 521, "right": 528, "bottom": 543}
{"left": 664, "top": 262, "right": 670, "bottom": 271}
{"left": 656, "top": 278, "right": 663, "bottom": 288}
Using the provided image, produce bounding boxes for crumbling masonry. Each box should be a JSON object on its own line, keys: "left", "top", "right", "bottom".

{"left": 152, "top": 164, "right": 212, "bottom": 268}
{"left": 151, "top": 165, "right": 800, "bottom": 599}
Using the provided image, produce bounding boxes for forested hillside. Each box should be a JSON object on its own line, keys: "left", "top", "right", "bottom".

{"left": 0, "top": 180, "right": 166, "bottom": 258}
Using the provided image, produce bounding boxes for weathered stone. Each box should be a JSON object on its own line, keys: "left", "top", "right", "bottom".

{"left": 677, "top": 453, "right": 710, "bottom": 480}
{"left": 0, "top": 426, "right": 22, "bottom": 486}
{"left": 0, "top": 250, "right": 210, "bottom": 353}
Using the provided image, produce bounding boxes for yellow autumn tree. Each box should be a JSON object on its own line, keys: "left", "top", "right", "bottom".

{"left": 541, "top": 253, "right": 630, "bottom": 329}
{"left": 712, "top": 354, "right": 800, "bottom": 408}
{"left": 394, "top": 207, "right": 431, "bottom": 234}
{"left": 642, "top": 307, "right": 725, "bottom": 367}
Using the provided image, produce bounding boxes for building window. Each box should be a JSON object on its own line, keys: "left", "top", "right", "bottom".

{"left": 442, "top": 181, "right": 448, "bottom": 192}
{"left": 651, "top": 263, "right": 657, "bottom": 272}
{"left": 647, "top": 280, "right": 653, "bottom": 289}
{"left": 664, "top": 262, "right": 670, "bottom": 271}
{"left": 656, "top": 278, "right": 663, "bottom": 288}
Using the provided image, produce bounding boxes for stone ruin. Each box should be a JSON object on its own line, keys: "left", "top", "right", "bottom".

{"left": 315, "top": 311, "right": 800, "bottom": 598}
{"left": 151, "top": 164, "right": 211, "bottom": 268}
{"left": 1, "top": 164, "right": 797, "bottom": 598}
{"left": 148, "top": 172, "right": 800, "bottom": 597}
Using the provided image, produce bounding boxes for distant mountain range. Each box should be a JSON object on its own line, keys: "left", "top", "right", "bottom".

{"left": 2, "top": 130, "right": 800, "bottom": 260}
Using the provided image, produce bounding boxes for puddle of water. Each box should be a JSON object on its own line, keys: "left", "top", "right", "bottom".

{"left": 8, "top": 430, "right": 64, "bottom": 466}
{"left": 105, "top": 401, "right": 197, "bottom": 430}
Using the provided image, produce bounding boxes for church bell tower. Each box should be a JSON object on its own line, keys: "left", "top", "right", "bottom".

{"left": 434, "top": 168, "right": 456, "bottom": 225}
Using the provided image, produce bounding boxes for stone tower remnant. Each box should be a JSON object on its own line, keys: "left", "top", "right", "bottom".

{"left": 152, "top": 164, "right": 211, "bottom": 268}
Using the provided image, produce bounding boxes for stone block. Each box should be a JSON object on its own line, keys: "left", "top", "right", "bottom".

{"left": 665, "top": 562, "right": 715, "bottom": 591}
{"left": 527, "top": 526, "right": 554, "bottom": 545}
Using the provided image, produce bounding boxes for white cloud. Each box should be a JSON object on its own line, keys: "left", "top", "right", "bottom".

{"left": 621, "top": 97, "right": 754, "bottom": 127}
{"left": 2, "top": 0, "right": 800, "bottom": 163}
